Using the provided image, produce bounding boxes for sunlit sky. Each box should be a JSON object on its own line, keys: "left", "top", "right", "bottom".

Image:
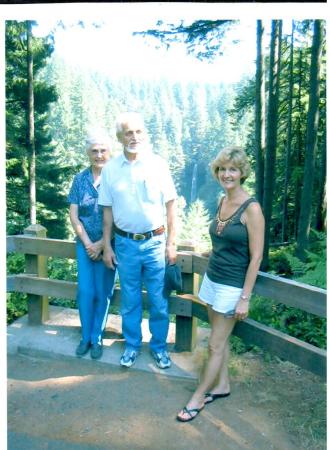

{"left": 2, "top": 2, "right": 326, "bottom": 85}
{"left": 34, "top": 16, "right": 257, "bottom": 84}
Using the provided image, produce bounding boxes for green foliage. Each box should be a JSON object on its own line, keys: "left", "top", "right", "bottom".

{"left": 6, "top": 20, "right": 326, "bottom": 359}
{"left": 250, "top": 233, "right": 326, "bottom": 349}
{"left": 135, "top": 19, "right": 235, "bottom": 61}
{"left": 48, "top": 257, "right": 77, "bottom": 308}
{"left": 7, "top": 253, "right": 28, "bottom": 323}
{"left": 6, "top": 253, "right": 79, "bottom": 322}
{"left": 296, "top": 250, "right": 326, "bottom": 288}
{"left": 6, "top": 20, "right": 73, "bottom": 238}
{"left": 269, "top": 246, "right": 305, "bottom": 277}
{"left": 229, "top": 335, "right": 248, "bottom": 354}
{"left": 249, "top": 296, "right": 326, "bottom": 349}
{"left": 42, "top": 57, "right": 248, "bottom": 219}
{"left": 7, "top": 252, "right": 25, "bottom": 274}
{"left": 7, "top": 293, "right": 28, "bottom": 324}
{"left": 268, "top": 232, "right": 326, "bottom": 288}
{"left": 48, "top": 257, "right": 77, "bottom": 281}
{"left": 178, "top": 199, "right": 211, "bottom": 252}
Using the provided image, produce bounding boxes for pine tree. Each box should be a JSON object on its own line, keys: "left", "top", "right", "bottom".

{"left": 6, "top": 20, "right": 70, "bottom": 237}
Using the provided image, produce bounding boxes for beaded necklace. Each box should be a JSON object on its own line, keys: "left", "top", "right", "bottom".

{"left": 216, "top": 214, "right": 236, "bottom": 235}
{"left": 215, "top": 197, "right": 250, "bottom": 236}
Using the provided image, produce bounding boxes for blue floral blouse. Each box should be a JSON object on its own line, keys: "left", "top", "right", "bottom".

{"left": 68, "top": 168, "right": 103, "bottom": 243}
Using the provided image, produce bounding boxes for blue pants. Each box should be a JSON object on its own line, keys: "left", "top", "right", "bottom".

{"left": 76, "top": 239, "right": 116, "bottom": 344}
{"left": 115, "top": 233, "right": 169, "bottom": 353}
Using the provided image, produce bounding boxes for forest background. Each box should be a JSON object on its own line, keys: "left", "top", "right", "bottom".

{"left": 5, "top": 8, "right": 326, "bottom": 353}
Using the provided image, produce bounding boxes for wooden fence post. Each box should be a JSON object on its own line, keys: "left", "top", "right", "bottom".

{"left": 24, "top": 224, "right": 49, "bottom": 324}
{"left": 175, "top": 241, "right": 199, "bottom": 352}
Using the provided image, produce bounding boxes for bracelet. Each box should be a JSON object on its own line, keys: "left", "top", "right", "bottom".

{"left": 240, "top": 294, "right": 250, "bottom": 301}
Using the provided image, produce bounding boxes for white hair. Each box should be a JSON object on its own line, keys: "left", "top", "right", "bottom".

{"left": 85, "top": 127, "right": 111, "bottom": 150}
{"left": 115, "top": 112, "right": 145, "bottom": 137}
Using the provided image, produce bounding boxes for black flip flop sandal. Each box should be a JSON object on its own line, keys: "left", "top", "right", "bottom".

{"left": 176, "top": 405, "right": 204, "bottom": 422}
{"left": 204, "top": 392, "right": 231, "bottom": 405}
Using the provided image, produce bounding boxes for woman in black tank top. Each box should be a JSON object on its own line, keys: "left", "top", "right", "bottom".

{"left": 177, "top": 147, "right": 265, "bottom": 423}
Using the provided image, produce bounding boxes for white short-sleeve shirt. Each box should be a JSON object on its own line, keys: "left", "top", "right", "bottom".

{"left": 98, "top": 150, "right": 177, "bottom": 233}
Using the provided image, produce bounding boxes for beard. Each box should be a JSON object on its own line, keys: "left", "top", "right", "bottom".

{"left": 126, "top": 142, "right": 146, "bottom": 153}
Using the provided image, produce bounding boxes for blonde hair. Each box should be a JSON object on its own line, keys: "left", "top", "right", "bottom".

{"left": 210, "top": 147, "right": 251, "bottom": 184}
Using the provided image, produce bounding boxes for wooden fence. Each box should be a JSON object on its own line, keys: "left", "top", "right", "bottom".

{"left": 6, "top": 224, "right": 327, "bottom": 379}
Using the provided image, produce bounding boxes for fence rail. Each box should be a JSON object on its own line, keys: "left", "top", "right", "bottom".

{"left": 6, "top": 226, "right": 327, "bottom": 379}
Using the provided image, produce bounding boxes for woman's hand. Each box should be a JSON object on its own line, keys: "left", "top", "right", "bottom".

{"left": 86, "top": 240, "right": 103, "bottom": 260}
{"left": 235, "top": 298, "right": 249, "bottom": 321}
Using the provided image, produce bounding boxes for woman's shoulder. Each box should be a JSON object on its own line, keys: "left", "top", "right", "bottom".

{"left": 216, "top": 193, "right": 226, "bottom": 206}
{"left": 244, "top": 196, "right": 259, "bottom": 206}
{"left": 245, "top": 198, "right": 264, "bottom": 217}
{"left": 74, "top": 167, "right": 91, "bottom": 180}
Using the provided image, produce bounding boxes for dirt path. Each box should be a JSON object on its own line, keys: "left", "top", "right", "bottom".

{"left": 7, "top": 351, "right": 326, "bottom": 450}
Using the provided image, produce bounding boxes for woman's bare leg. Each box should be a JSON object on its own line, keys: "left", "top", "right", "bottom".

{"left": 177, "top": 309, "right": 235, "bottom": 420}
{"left": 205, "top": 307, "right": 231, "bottom": 394}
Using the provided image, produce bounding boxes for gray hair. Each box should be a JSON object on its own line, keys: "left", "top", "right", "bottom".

{"left": 85, "top": 127, "right": 111, "bottom": 150}
{"left": 115, "top": 112, "right": 145, "bottom": 138}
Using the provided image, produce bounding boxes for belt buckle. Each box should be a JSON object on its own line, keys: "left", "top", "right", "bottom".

{"left": 133, "top": 233, "right": 146, "bottom": 241}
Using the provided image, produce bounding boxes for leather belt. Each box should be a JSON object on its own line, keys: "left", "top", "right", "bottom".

{"left": 114, "top": 225, "right": 165, "bottom": 241}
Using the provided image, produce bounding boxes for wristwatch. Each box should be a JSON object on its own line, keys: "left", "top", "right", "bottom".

{"left": 240, "top": 294, "right": 250, "bottom": 301}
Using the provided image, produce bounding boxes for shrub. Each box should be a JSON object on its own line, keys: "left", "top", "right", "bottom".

{"left": 249, "top": 296, "right": 326, "bottom": 349}
{"left": 7, "top": 254, "right": 28, "bottom": 323}
{"left": 48, "top": 257, "right": 77, "bottom": 308}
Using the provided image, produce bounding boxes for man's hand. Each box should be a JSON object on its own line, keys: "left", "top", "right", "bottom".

{"left": 103, "top": 246, "right": 117, "bottom": 269}
{"left": 166, "top": 244, "right": 177, "bottom": 265}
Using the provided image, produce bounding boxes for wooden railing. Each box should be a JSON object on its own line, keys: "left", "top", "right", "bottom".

{"left": 6, "top": 224, "right": 327, "bottom": 379}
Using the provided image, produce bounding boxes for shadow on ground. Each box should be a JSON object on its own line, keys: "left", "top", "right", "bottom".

{"left": 8, "top": 350, "right": 326, "bottom": 450}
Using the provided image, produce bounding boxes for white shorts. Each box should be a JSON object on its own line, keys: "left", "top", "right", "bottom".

{"left": 198, "top": 273, "right": 242, "bottom": 314}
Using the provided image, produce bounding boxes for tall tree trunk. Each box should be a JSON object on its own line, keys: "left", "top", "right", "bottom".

{"left": 293, "top": 49, "right": 304, "bottom": 239}
{"left": 261, "top": 20, "right": 282, "bottom": 270}
{"left": 255, "top": 20, "right": 265, "bottom": 205}
{"left": 315, "top": 131, "right": 326, "bottom": 232}
{"left": 27, "top": 20, "right": 36, "bottom": 224}
{"left": 281, "top": 21, "right": 295, "bottom": 242}
{"left": 296, "top": 20, "right": 323, "bottom": 259}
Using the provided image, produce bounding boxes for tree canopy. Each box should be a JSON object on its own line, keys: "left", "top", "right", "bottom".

{"left": 5, "top": 19, "right": 326, "bottom": 264}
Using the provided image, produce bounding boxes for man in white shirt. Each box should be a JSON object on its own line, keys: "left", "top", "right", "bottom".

{"left": 98, "top": 112, "right": 177, "bottom": 369}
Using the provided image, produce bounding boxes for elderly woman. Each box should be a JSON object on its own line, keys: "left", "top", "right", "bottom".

{"left": 177, "top": 147, "right": 265, "bottom": 422}
{"left": 68, "top": 129, "right": 116, "bottom": 360}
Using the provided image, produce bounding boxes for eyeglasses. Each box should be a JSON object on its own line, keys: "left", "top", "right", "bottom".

{"left": 90, "top": 148, "right": 108, "bottom": 155}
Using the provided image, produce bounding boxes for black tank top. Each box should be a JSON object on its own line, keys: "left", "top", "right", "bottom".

{"left": 206, "top": 196, "right": 257, "bottom": 288}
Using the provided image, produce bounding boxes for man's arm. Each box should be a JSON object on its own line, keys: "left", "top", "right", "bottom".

{"left": 102, "top": 206, "right": 117, "bottom": 269}
{"left": 165, "top": 199, "right": 177, "bottom": 264}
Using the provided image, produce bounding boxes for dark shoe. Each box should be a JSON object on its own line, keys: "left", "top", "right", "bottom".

{"left": 75, "top": 341, "right": 90, "bottom": 357}
{"left": 91, "top": 343, "right": 103, "bottom": 360}
{"left": 204, "top": 391, "right": 231, "bottom": 405}
{"left": 176, "top": 406, "right": 204, "bottom": 422}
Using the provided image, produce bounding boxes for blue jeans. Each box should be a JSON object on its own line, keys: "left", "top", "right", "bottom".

{"left": 76, "top": 239, "right": 116, "bottom": 344}
{"left": 115, "top": 233, "right": 168, "bottom": 353}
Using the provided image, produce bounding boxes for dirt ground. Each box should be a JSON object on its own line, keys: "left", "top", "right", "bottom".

{"left": 7, "top": 350, "right": 326, "bottom": 450}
